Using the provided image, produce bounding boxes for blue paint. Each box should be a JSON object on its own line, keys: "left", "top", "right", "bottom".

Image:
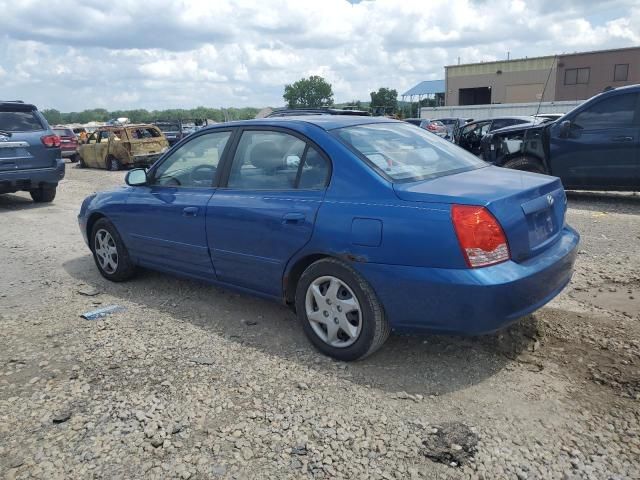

{"left": 78, "top": 116, "right": 579, "bottom": 335}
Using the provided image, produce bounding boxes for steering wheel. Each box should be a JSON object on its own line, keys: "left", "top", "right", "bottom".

{"left": 190, "top": 165, "right": 216, "bottom": 185}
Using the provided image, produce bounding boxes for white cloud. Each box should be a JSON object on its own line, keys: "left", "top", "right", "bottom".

{"left": 0, "top": 0, "right": 637, "bottom": 110}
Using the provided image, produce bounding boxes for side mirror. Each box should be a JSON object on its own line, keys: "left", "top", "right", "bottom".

{"left": 559, "top": 120, "right": 571, "bottom": 138}
{"left": 125, "top": 168, "right": 147, "bottom": 186}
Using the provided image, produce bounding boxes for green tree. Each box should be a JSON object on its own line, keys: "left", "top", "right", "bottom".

{"left": 283, "top": 75, "right": 334, "bottom": 108}
{"left": 370, "top": 88, "right": 398, "bottom": 116}
{"left": 41, "top": 109, "right": 63, "bottom": 125}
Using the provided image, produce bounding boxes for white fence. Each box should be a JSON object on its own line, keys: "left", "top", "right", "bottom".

{"left": 420, "top": 100, "right": 583, "bottom": 120}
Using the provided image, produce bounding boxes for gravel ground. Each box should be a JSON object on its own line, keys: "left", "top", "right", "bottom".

{"left": 1, "top": 165, "right": 639, "bottom": 479}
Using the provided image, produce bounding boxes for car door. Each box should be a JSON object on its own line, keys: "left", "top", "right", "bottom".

{"left": 206, "top": 128, "right": 331, "bottom": 297}
{"left": 549, "top": 91, "right": 640, "bottom": 189}
{"left": 120, "top": 129, "right": 234, "bottom": 279}
{"left": 93, "top": 130, "right": 113, "bottom": 168}
{"left": 459, "top": 121, "right": 491, "bottom": 154}
{"left": 81, "top": 132, "right": 99, "bottom": 167}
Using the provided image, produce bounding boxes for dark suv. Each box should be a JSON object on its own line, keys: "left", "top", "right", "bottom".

{"left": 0, "top": 101, "right": 65, "bottom": 202}
{"left": 481, "top": 84, "right": 640, "bottom": 191}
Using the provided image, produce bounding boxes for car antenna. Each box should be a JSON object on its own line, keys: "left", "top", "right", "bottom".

{"left": 536, "top": 55, "right": 557, "bottom": 118}
{"left": 518, "top": 55, "right": 558, "bottom": 161}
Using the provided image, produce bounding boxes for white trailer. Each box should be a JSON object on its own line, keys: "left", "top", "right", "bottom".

{"left": 420, "top": 100, "right": 583, "bottom": 120}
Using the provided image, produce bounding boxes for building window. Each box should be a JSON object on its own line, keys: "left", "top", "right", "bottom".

{"left": 614, "top": 64, "right": 629, "bottom": 82}
{"left": 564, "top": 67, "right": 590, "bottom": 85}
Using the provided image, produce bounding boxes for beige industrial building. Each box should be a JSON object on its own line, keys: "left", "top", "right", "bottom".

{"left": 444, "top": 46, "right": 640, "bottom": 106}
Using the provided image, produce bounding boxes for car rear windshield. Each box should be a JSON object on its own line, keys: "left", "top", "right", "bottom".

{"left": 336, "top": 122, "right": 486, "bottom": 182}
{"left": 0, "top": 111, "right": 43, "bottom": 132}
{"left": 53, "top": 128, "right": 74, "bottom": 137}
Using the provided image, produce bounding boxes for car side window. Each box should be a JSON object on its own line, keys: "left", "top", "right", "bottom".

{"left": 573, "top": 93, "right": 638, "bottom": 129}
{"left": 298, "top": 147, "right": 330, "bottom": 189}
{"left": 151, "top": 131, "right": 231, "bottom": 188}
{"left": 228, "top": 131, "right": 306, "bottom": 190}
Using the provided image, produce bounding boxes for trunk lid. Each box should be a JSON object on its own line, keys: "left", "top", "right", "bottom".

{"left": 393, "top": 166, "right": 567, "bottom": 262}
{"left": 0, "top": 130, "right": 58, "bottom": 171}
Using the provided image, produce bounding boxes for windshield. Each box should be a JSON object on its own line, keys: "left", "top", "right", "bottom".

{"left": 336, "top": 122, "right": 486, "bottom": 182}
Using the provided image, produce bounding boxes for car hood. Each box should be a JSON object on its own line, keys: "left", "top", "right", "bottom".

{"left": 488, "top": 122, "right": 546, "bottom": 137}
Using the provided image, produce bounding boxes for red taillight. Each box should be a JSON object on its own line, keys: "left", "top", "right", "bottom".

{"left": 41, "top": 134, "right": 61, "bottom": 148}
{"left": 451, "top": 205, "right": 510, "bottom": 268}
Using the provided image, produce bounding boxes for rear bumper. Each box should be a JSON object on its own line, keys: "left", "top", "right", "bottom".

{"left": 354, "top": 225, "right": 579, "bottom": 335}
{"left": 61, "top": 149, "right": 77, "bottom": 157}
{"left": 0, "top": 159, "right": 65, "bottom": 193}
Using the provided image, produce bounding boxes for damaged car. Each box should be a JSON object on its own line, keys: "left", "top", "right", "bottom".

{"left": 78, "top": 124, "right": 169, "bottom": 170}
{"left": 481, "top": 84, "right": 640, "bottom": 190}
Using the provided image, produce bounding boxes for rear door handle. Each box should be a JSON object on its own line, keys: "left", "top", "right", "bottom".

{"left": 282, "top": 212, "right": 305, "bottom": 224}
{"left": 182, "top": 206, "right": 199, "bottom": 217}
{"left": 611, "top": 136, "right": 634, "bottom": 142}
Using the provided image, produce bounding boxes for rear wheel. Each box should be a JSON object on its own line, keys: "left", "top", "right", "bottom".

{"left": 503, "top": 157, "right": 547, "bottom": 174}
{"left": 90, "top": 218, "right": 136, "bottom": 281}
{"left": 295, "top": 258, "right": 390, "bottom": 361}
{"left": 107, "top": 156, "right": 121, "bottom": 171}
{"left": 30, "top": 186, "right": 56, "bottom": 203}
{"left": 70, "top": 154, "right": 80, "bottom": 163}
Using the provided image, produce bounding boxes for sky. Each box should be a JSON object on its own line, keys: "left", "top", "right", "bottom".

{"left": 0, "top": 0, "right": 638, "bottom": 112}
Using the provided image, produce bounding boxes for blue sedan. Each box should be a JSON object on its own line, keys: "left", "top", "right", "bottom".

{"left": 78, "top": 116, "right": 579, "bottom": 361}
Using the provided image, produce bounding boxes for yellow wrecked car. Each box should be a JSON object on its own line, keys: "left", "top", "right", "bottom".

{"left": 78, "top": 124, "right": 169, "bottom": 170}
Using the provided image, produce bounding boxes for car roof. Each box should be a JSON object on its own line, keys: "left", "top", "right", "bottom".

{"left": 266, "top": 108, "right": 370, "bottom": 118}
{"left": 205, "top": 115, "right": 400, "bottom": 131}
{"left": 0, "top": 101, "right": 37, "bottom": 111}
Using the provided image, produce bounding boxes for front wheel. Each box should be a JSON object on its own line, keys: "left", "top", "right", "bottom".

{"left": 90, "top": 218, "right": 136, "bottom": 282}
{"left": 30, "top": 186, "right": 56, "bottom": 203}
{"left": 295, "top": 258, "right": 390, "bottom": 361}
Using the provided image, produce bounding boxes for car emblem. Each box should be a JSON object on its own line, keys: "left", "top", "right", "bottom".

{"left": 547, "top": 194, "right": 554, "bottom": 206}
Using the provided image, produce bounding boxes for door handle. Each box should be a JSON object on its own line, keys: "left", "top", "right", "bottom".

{"left": 282, "top": 212, "right": 305, "bottom": 224}
{"left": 182, "top": 206, "right": 199, "bottom": 217}
{"left": 611, "top": 136, "right": 634, "bottom": 142}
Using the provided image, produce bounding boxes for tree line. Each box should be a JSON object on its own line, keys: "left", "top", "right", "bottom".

{"left": 42, "top": 106, "right": 261, "bottom": 125}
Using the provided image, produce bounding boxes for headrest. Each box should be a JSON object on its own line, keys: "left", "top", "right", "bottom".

{"left": 250, "top": 141, "right": 284, "bottom": 171}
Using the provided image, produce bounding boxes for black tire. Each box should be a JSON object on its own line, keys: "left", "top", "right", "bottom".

{"left": 30, "top": 186, "right": 56, "bottom": 203}
{"left": 503, "top": 157, "right": 547, "bottom": 174}
{"left": 107, "top": 156, "right": 121, "bottom": 171}
{"left": 70, "top": 154, "right": 79, "bottom": 163}
{"left": 295, "top": 258, "right": 390, "bottom": 361}
{"left": 78, "top": 155, "right": 87, "bottom": 168}
{"left": 90, "top": 218, "right": 136, "bottom": 282}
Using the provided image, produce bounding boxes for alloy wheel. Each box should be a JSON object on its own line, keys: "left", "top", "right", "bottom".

{"left": 94, "top": 229, "right": 118, "bottom": 274}
{"left": 305, "top": 275, "right": 362, "bottom": 348}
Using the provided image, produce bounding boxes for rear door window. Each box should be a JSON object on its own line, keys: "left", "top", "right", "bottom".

{"left": 0, "top": 111, "right": 43, "bottom": 132}
{"left": 227, "top": 131, "right": 306, "bottom": 190}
